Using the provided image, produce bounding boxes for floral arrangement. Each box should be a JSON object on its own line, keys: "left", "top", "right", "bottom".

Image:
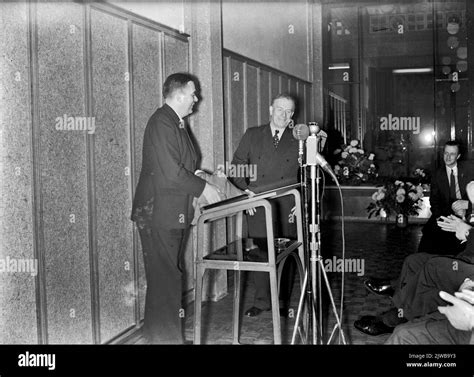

{"left": 333, "top": 140, "right": 378, "bottom": 185}
{"left": 413, "top": 167, "right": 431, "bottom": 185}
{"left": 367, "top": 179, "right": 424, "bottom": 218}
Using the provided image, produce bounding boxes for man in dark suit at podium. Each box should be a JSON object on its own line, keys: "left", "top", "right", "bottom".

{"left": 230, "top": 93, "right": 300, "bottom": 317}
{"left": 131, "top": 73, "right": 221, "bottom": 344}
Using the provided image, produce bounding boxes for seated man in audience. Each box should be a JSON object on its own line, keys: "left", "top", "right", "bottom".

{"left": 385, "top": 282, "right": 474, "bottom": 344}
{"left": 417, "top": 140, "right": 473, "bottom": 255}
{"left": 354, "top": 181, "right": 474, "bottom": 336}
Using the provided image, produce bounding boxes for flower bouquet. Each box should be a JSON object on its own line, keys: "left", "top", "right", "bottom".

{"left": 367, "top": 179, "right": 424, "bottom": 219}
{"left": 413, "top": 167, "right": 431, "bottom": 190}
{"left": 333, "top": 140, "right": 378, "bottom": 185}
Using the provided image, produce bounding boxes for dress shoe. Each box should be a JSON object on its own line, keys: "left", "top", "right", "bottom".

{"left": 245, "top": 306, "right": 270, "bottom": 317}
{"left": 364, "top": 278, "right": 395, "bottom": 297}
{"left": 354, "top": 316, "right": 394, "bottom": 336}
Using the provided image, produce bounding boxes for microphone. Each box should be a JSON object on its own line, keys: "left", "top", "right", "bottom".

{"left": 292, "top": 124, "right": 309, "bottom": 165}
{"left": 306, "top": 131, "right": 338, "bottom": 183}
{"left": 308, "top": 122, "right": 327, "bottom": 150}
{"left": 314, "top": 152, "right": 338, "bottom": 183}
{"left": 308, "top": 122, "right": 320, "bottom": 136}
{"left": 292, "top": 123, "right": 310, "bottom": 141}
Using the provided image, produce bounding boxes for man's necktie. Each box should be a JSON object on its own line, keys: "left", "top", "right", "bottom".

{"left": 449, "top": 168, "right": 457, "bottom": 201}
{"left": 273, "top": 130, "right": 279, "bottom": 148}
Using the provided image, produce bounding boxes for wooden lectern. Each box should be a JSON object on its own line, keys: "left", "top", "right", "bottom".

{"left": 193, "top": 184, "right": 304, "bottom": 344}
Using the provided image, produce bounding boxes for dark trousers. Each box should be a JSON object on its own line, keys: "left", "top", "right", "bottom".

{"left": 251, "top": 238, "right": 296, "bottom": 310}
{"left": 418, "top": 217, "right": 465, "bottom": 255}
{"left": 246, "top": 197, "right": 296, "bottom": 310}
{"left": 391, "top": 253, "right": 474, "bottom": 321}
{"left": 138, "top": 226, "right": 187, "bottom": 344}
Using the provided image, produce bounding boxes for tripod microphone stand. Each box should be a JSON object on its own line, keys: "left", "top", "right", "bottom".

{"left": 291, "top": 124, "right": 347, "bottom": 345}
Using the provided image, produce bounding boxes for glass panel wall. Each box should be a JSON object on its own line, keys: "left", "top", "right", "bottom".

{"left": 323, "top": 0, "right": 473, "bottom": 181}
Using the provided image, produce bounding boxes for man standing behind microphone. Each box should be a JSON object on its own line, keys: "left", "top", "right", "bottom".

{"left": 230, "top": 93, "right": 300, "bottom": 318}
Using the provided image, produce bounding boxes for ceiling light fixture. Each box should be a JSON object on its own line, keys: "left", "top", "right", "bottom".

{"left": 392, "top": 68, "right": 433, "bottom": 74}
{"left": 329, "top": 63, "right": 350, "bottom": 70}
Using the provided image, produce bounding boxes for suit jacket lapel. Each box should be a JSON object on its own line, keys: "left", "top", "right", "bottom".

{"left": 279, "top": 126, "right": 294, "bottom": 149}
{"left": 440, "top": 168, "right": 450, "bottom": 197}
{"left": 458, "top": 164, "right": 468, "bottom": 197}
{"left": 263, "top": 124, "right": 273, "bottom": 150}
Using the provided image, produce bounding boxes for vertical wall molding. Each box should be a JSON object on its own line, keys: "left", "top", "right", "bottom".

{"left": 159, "top": 31, "right": 165, "bottom": 108}
{"left": 243, "top": 61, "right": 248, "bottom": 132}
{"left": 311, "top": 1, "right": 323, "bottom": 126}
{"left": 256, "top": 67, "right": 261, "bottom": 125}
{"left": 467, "top": 0, "right": 474, "bottom": 158}
{"left": 28, "top": 0, "right": 48, "bottom": 345}
{"left": 83, "top": 2, "right": 101, "bottom": 345}
{"left": 224, "top": 56, "right": 232, "bottom": 161}
{"left": 268, "top": 70, "right": 272, "bottom": 116}
{"left": 223, "top": 50, "right": 312, "bottom": 128}
{"left": 127, "top": 20, "right": 140, "bottom": 328}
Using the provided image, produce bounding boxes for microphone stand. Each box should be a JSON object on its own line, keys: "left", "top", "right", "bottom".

{"left": 295, "top": 139, "right": 313, "bottom": 344}
{"left": 291, "top": 126, "right": 346, "bottom": 345}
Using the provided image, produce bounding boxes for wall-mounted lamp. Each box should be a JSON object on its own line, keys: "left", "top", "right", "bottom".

{"left": 329, "top": 63, "right": 350, "bottom": 70}
{"left": 392, "top": 68, "right": 433, "bottom": 74}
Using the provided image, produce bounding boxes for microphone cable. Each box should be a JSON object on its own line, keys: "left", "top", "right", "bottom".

{"left": 336, "top": 178, "right": 346, "bottom": 345}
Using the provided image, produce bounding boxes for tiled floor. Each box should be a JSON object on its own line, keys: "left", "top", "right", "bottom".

{"left": 183, "top": 221, "right": 422, "bottom": 345}
{"left": 131, "top": 221, "right": 423, "bottom": 345}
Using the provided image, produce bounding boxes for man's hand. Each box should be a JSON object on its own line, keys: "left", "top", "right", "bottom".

{"left": 437, "top": 215, "right": 463, "bottom": 231}
{"left": 437, "top": 215, "right": 471, "bottom": 241}
{"left": 467, "top": 181, "right": 474, "bottom": 203}
{"left": 202, "top": 183, "right": 222, "bottom": 204}
{"left": 451, "top": 199, "right": 469, "bottom": 213}
{"left": 459, "top": 278, "right": 474, "bottom": 292}
{"left": 245, "top": 189, "right": 256, "bottom": 216}
{"left": 438, "top": 290, "right": 474, "bottom": 332}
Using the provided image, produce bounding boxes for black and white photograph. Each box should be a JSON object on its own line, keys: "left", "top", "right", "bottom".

{"left": 1, "top": 0, "right": 474, "bottom": 376}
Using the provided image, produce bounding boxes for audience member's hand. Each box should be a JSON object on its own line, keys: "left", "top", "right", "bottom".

{"left": 437, "top": 215, "right": 463, "bottom": 231}
{"left": 202, "top": 183, "right": 222, "bottom": 204}
{"left": 245, "top": 189, "right": 256, "bottom": 215}
{"left": 452, "top": 200, "right": 468, "bottom": 219}
{"left": 459, "top": 278, "right": 474, "bottom": 292}
{"left": 437, "top": 215, "right": 471, "bottom": 241}
{"left": 455, "top": 288, "right": 474, "bottom": 305}
{"left": 438, "top": 290, "right": 474, "bottom": 332}
{"left": 467, "top": 181, "right": 474, "bottom": 203}
{"left": 452, "top": 200, "right": 469, "bottom": 212}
